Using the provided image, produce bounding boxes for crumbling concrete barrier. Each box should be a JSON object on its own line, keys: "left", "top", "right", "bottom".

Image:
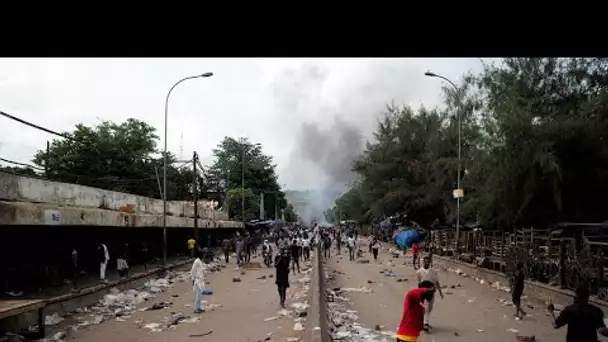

{"left": 310, "top": 247, "right": 330, "bottom": 342}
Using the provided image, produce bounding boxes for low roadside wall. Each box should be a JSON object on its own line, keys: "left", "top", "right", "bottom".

{"left": 434, "top": 256, "right": 608, "bottom": 310}
{"left": 1, "top": 259, "right": 192, "bottom": 333}
{"left": 310, "top": 247, "right": 330, "bottom": 342}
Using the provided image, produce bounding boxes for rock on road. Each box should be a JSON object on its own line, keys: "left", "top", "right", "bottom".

{"left": 46, "top": 256, "right": 313, "bottom": 342}
{"left": 325, "top": 241, "right": 569, "bottom": 342}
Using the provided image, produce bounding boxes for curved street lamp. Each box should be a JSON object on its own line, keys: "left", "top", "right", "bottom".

{"left": 425, "top": 70, "right": 463, "bottom": 256}
{"left": 163, "top": 72, "right": 213, "bottom": 265}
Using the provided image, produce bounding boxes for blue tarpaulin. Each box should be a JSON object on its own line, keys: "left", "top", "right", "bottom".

{"left": 393, "top": 229, "right": 420, "bottom": 250}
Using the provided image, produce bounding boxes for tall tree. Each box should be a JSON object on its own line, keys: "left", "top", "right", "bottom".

{"left": 207, "top": 137, "right": 296, "bottom": 221}
{"left": 330, "top": 58, "right": 608, "bottom": 229}
{"left": 32, "top": 118, "right": 204, "bottom": 201}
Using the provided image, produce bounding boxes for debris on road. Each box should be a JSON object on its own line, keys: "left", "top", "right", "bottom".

{"left": 44, "top": 313, "right": 65, "bottom": 326}
{"left": 188, "top": 330, "right": 213, "bottom": 337}
{"left": 339, "top": 287, "right": 372, "bottom": 293}
{"left": 147, "top": 301, "right": 172, "bottom": 310}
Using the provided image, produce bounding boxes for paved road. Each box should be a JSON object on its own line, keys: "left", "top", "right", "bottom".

{"left": 325, "top": 241, "right": 572, "bottom": 342}
{"left": 47, "top": 255, "right": 313, "bottom": 342}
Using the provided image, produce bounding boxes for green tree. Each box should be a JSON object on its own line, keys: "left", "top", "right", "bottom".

{"left": 283, "top": 203, "right": 299, "bottom": 223}
{"left": 207, "top": 137, "right": 294, "bottom": 220}
{"left": 225, "top": 188, "right": 260, "bottom": 221}
{"left": 32, "top": 118, "right": 205, "bottom": 201}
{"left": 0, "top": 166, "right": 39, "bottom": 177}
{"left": 330, "top": 57, "right": 608, "bottom": 230}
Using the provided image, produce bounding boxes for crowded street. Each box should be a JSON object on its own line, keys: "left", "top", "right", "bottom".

{"left": 323, "top": 239, "right": 569, "bottom": 342}
{"left": 43, "top": 254, "right": 313, "bottom": 342}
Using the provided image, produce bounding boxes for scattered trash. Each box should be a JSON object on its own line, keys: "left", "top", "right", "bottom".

{"left": 264, "top": 316, "right": 280, "bottom": 321}
{"left": 507, "top": 328, "right": 520, "bottom": 333}
{"left": 477, "top": 329, "right": 484, "bottom": 333}
{"left": 188, "top": 330, "right": 213, "bottom": 337}
{"left": 144, "top": 323, "right": 163, "bottom": 332}
{"left": 233, "top": 277, "right": 242, "bottom": 282}
{"left": 516, "top": 335, "right": 536, "bottom": 341}
{"left": 293, "top": 322, "right": 305, "bottom": 331}
{"left": 147, "top": 301, "right": 172, "bottom": 310}
{"left": 340, "top": 287, "right": 372, "bottom": 293}
{"left": 44, "top": 313, "right": 65, "bottom": 326}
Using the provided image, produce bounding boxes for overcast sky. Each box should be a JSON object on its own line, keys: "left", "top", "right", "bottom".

{"left": 0, "top": 58, "right": 495, "bottom": 191}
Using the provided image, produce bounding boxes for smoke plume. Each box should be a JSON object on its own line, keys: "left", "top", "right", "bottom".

{"left": 271, "top": 59, "right": 484, "bottom": 224}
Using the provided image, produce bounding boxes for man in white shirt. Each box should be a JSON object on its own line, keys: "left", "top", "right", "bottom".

{"left": 347, "top": 236, "right": 356, "bottom": 261}
{"left": 302, "top": 237, "right": 311, "bottom": 261}
{"left": 190, "top": 256, "right": 206, "bottom": 314}
{"left": 416, "top": 256, "right": 444, "bottom": 332}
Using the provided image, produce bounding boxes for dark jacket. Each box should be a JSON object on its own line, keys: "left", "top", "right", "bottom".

{"left": 274, "top": 255, "right": 290, "bottom": 287}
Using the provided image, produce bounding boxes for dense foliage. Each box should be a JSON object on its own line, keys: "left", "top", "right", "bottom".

{"left": 206, "top": 137, "right": 298, "bottom": 222}
{"left": 2, "top": 120, "right": 299, "bottom": 222}
{"left": 327, "top": 58, "right": 608, "bottom": 229}
{"left": 29, "top": 119, "right": 204, "bottom": 201}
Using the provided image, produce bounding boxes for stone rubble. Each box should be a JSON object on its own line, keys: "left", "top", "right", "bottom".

{"left": 36, "top": 261, "right": 221, "bottom": 341}
{"left": 325, "top": 267, "right": 389, "bottom": 342}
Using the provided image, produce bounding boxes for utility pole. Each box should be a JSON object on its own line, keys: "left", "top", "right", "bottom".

{"left": 275, "top": 191, "right": 279, "bottom": 220}
{"left": 45, "top": 141, "right": 50, "bottom": 178}
{"left": 193, "top": 151, "right": 199, "bottom": 250}
{"left": 241, "top": 138, "right": 245, "bottom": 228}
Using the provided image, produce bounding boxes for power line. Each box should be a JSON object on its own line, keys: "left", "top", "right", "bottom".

{"left": 0, "top": 110, "right": 79, "bottom": 142}
{"left": 0, "top": 156, "right": 44, "bottom": 170}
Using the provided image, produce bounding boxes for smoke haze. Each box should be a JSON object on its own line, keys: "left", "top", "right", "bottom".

{"left": 271, "top": 59, "right": 488, "bottom": 223}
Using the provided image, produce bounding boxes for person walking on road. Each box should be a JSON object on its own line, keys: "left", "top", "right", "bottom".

{"left": 274, "top": 247, "right": 291, "bottom": 308}
{"left": 371, "top": 238, "right": 380, "bottom": 261}
{"left": 347, "top": 235, "right": 356, "bottom": 261}
{"left": 335, "top": 229, "right": 342, "bottom": 255}
{"left": 550, "top": 282, "right": 608, "bottom": 342}
{"left": 222, "top": 238, "right": 232, "bottom": 263}
{"left": 117, "top": 243, "right": 129, "bottom": 278}
{"left": 323, "top": 233, "right": 332, "bottom": 259}
{"left": 98, "top": 243, "right": 110, "bottom": 283}
{"left": 411, "top": 242, "right": 420, "bottom": 269}
{"left": 187, "top": 237, "right": 196, "bottom": 258}
{"left": 302, "top": 236, "right": 311, "bottom": 261}
{"left": 368, "top": 234, "right": 374, "bottom": 254}
{"left": 415, "top": 256, "right": 444, "bottom": 332}
{"left": 511, "top": 262, "right": 526, "bottom": 320}
{"left": 290, "top": 238, "right": 301, "bottom": 274}
{"left": 189, "top": 254, "right": 206, "bottom": 314}
{"left": 71, "top": 247, "right": 79, "bottom": 292}
{"left": 236, "top": 237, "right": 245, "bottom": 267}
{"left": 396, "top": 281, "right": 436, "bottom": 342}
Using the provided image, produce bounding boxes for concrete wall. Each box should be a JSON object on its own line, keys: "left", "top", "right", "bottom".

{"left": 0, "top": 201, "right": 241, "bottom": 228}
{"left": 0, "top": 173, "right": 229, "bottom": 220}
{"left": 310, "top": 248, "right": 330, "bottom": 342}
{"left": 434, "top": 256, "right": 608, "bottom": 311}
{"left": 0, "top": 173, "right": 241, "bottom": 228}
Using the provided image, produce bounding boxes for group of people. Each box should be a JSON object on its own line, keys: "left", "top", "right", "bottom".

{"left": 70, "top": 242, "right": 132, "bottom": 292}
{"left": 397, "top": 246, "right": 608, "bottom": 342}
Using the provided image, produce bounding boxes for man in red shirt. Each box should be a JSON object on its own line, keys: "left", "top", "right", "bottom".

{"left": 396, "top": 281, "right": 436, "bottom": 342}
{"left": 411, "top": 242, "right": 420, "bottom": 270}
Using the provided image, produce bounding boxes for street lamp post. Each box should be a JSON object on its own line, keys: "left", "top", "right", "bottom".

{"left": 425, "top": 71, "right": 462, "bottom": 256}
{"left": 163, "top": 72, "right": 213, "bottom": 266}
